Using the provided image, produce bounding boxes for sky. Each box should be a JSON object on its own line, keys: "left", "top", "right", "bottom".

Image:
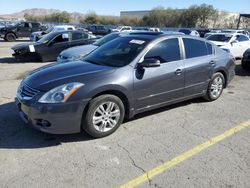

{"left": 0, "top": 0, "right": 249, "bottom": 15}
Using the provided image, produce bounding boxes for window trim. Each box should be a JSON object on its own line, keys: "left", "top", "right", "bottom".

{"left": 50, "top": 32, "right": 70, "bottom": 45}
{"left": 139, "top": 36, "right": 184, "bottom": 64}
{"left": 181, "top": 37, "right": 211, "bottom": 59}
{"left": 70, "top": 32, "right": 89, "bottom": 42}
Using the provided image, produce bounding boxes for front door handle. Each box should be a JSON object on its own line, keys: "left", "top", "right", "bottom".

{"left": 209, "top": 60, "right": 216, "bottom": 65}
{"left": 175, "top": 69, "right": 182, "bottom": 75}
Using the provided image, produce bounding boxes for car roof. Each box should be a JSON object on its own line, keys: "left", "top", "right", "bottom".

{"left": 209, "top": 32, "right": 247, "bottom": 36}
{"left": 121, "top": 31, "right": 201, "bottom": 41}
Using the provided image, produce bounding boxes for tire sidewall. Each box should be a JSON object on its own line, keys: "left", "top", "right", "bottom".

{"left": 83, "top": 95, "right": 125, "bottom": 138}
{"left": 5, "top": 33, "right": 16, "bottom": 42}
{"left": 207, "top": 73, "right": 225, "bottom": 101}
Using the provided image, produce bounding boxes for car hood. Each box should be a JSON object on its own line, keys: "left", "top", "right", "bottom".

{"left": 60, "top": 44, "right": 98, "bottom": 58}
{"left": 12, "top": 42, "right": 37, "bottom": 50}
{"left": 23, "top": 60, "right": 115, "bottom": 91}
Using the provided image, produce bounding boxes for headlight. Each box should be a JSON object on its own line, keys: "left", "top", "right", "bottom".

{"left": 38, "top": 82, "right": 84, "bottom": 103}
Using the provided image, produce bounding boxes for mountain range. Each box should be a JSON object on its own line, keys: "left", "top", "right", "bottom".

{"left": 0, "top": 8, "right": 85, "bottom": 21}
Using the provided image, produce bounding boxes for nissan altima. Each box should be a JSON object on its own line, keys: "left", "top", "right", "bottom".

{"left": 16, "top": 32, "right": 235, "bottom": 138}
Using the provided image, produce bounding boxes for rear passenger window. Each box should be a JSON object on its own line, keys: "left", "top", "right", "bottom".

{"left": 145, "top": 38, "right": 181, "bottom": 63}
{"left": 236, "top": 35, "right": 249, "bottom": 42}
{"left": 72, "top": 32, "right": 84, "bottom": 40}
{"left": 183, "top": 38, "right": 208, "bottom": 58}
{"left": 206, "top": 43, "right": 213, "bottom": 55}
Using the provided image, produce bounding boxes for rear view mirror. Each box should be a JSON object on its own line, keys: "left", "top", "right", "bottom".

{"left": 139, "top": 58, "right": 161, "bottom": 68}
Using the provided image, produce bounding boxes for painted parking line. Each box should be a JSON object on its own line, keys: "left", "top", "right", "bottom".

{"left": 119, "top": 120, "right": 250, "bottom": 188}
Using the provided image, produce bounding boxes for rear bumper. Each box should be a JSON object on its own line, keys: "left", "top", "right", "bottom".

{"left": 15, "top": 98, "right": 89, "bottom": 134}
{"left": 227, "top": 62, "right": 235, "bottom": 85}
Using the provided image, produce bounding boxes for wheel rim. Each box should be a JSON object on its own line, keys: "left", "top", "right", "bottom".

{"left": 8, "top": 35, "right": 14, "bottom": 41}
{"left": 210, "top": 76, "right": 223, "bottom": 98}
{"left": 92, "top": 102, "right": 120, "bottom": 132}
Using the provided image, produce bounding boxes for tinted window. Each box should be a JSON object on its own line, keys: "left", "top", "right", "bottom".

{"left": 183, "top": 38, "right": 208, "bottom": 58}
{"left": 179, "top": 29, "right": 191, "bottom": 35}
{"left": 84, "top": 37, "right": 149, "bottom": 67}
{"left": 236, "top": 35, "right": 249, "bottom": 42}
{"left": 24, "top": 23, "right": 29, "bottom": 28}
{"left": 94, "top": 33, "right": 119, "bottom": 46}
{"left": 53, "top": 33, "right": 69, "bottom": 44}
{"left": 31, "top": 23, "right": 40, "bottom": 27}
{"left": 72, "top": 32, "right": 87, "bottom": 40}
{"left": 206, "top": 42, "right": 213, "bottom": 55}
{"left": 145, "top": 38, "right": 180, "bottom": 63}
{"left": 207, "top": 34, "right": 232, "bottom": 42}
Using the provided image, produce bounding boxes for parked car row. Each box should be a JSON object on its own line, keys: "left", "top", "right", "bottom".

{"left": 15, "top": 31, "right": 236, "bottom": 138}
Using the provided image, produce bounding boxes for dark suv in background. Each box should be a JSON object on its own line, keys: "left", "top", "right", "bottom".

{"left": 86, "top": 25, "right": 110, "bottom": 35}
{"left": 0, "top": 21, "right": 46, "bottom": 41}
{"left": 16, "top": 32, "right": 235, "bottom": 138}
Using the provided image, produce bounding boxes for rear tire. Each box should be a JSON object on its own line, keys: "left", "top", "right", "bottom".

{"left": 204, "top": 72, "right": 225, "bottom": 101}
{"left": 4, "top": 33, "right": 16, "bottom": 42}
{"left": 242, "top": 60, "right": 250, "bottom": 70}
{"left": 83, "top": 94, "right": 125, "bottom": 138}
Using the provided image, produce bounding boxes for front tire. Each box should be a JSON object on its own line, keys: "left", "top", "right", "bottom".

{"left": 205, "top": 72, "right": 225, "bottom": 101}
{"left": 4, "top": 33, "right": 16, "bottom": 42}
{"left": 83, "top": 94, "right": 125, "bottom": 138}
{"left": 242, "top": 60, "right": 250, "bottom": 70}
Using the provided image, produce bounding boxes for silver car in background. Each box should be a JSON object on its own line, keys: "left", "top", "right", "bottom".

{"left": 57, "top": 32, "right": 129, "bottom": 63}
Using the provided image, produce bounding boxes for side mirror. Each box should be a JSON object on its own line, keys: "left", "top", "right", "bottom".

{"left": 231, "top": 40, "right": 238, "bottom": 45}
{"left": 139, "top": 58, "right": 161, "bottom": 68}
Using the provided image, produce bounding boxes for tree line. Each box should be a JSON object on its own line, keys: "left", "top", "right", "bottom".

{"left": 24, "top": 4, "right": 249, "bottom": 29}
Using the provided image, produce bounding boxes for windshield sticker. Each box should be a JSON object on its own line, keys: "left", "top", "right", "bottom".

{"left": 29, "top": 45, "right": 35, "bottom": 52}
{"left": 129, "top": 39, "right": 145, "bottom": 45}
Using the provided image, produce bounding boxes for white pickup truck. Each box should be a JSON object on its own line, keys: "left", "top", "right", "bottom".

{"left": 112, "top": 26, "right": 132, "bottom": 32}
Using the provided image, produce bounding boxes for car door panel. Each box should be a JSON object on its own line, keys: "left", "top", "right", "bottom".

{"left": 182, "top": 38, "right": 213, "bottom": 97}
{"left": 133, "top": 38, "right": 185, "bottom": 112}
{"left": 134, "top": 61, "right": 185, "bottom": 111}
{"left": 184, "top": 56, "right": 213, "bottom": 96}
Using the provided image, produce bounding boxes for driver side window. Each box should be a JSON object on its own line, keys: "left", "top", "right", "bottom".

{"left": 52, "top": 33, "right": 69, "bottom": 44}
{"left": 145, "top": 38, "right": 181, "bottom": 63}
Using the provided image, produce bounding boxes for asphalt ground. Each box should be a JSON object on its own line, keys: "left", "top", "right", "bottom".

{"left": 0, "top": 39, "right": 250, "bottom": 188}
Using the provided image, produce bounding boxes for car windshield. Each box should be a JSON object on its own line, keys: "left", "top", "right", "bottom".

{"left": 207, "top": 34, "right": 233, "bottom": 42}
{"left": 45, "top": 27, "right": 54, "bottom": 33}
{"left": 37, "top": 33, "right": 54, "bottom": 43}
{"left": 93, "top": 33, "right": 120, "bottom": 46}
{"left": 84, "top": 37, "right": 149, "bottom": 67}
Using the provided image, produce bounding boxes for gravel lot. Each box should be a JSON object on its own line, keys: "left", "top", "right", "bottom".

{"left": 0, "top": 39, "right": 250, "bottom": 188}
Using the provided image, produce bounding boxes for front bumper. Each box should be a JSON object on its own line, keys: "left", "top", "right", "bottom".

{"left": 15, "top": 98, "right": 89, "bottom": 134}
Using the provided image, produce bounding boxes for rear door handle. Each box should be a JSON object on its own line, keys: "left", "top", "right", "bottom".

{"left": 175, "top": 69, "right": 182, "bottom": 75}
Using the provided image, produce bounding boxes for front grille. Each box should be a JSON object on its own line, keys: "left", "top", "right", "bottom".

{"left": 20, "top": 83, "right": 39, "bottom": 99}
